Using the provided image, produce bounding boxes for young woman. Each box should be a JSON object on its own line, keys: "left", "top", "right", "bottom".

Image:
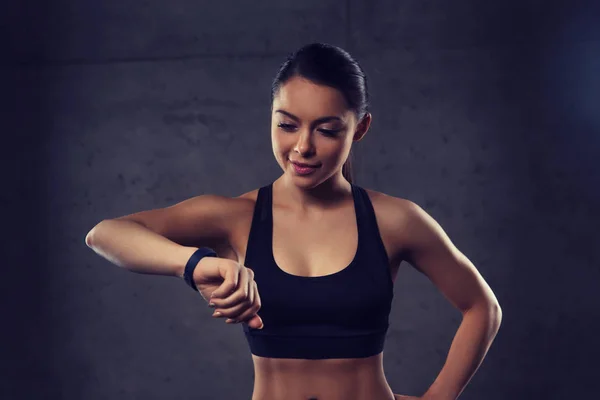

{"left": 86, "top": 43, "right": 502, "bottom": 400}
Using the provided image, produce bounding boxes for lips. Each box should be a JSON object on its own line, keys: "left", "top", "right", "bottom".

{"left": 290, "top": 160, "right": 320, "bottom": 168}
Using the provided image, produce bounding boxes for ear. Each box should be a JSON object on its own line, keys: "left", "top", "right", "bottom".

{"left": 353, "top": 112, "right": 372, "bottom": 142}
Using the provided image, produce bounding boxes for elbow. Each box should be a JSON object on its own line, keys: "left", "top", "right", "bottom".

{"left": 468, "top": 302, "right": 503, "bottom": 337}
{"left": 485, "top": 301, "right": 503, "bottom": 332}
{"left": 494, "top": 303, "right": 503, "bottom": 326}
{"left": 484, "top": 300, "right": 502, "bottom": 321}
{"left": 85, "top": 220, "right": 108, "bottom": 247}
{"left": 485, "top": 296, "right": 503, "bottom": 326}
{"left": 85, "top": 230, "right": 94, "bottom": 247}
{"left": 464, "top": 300, "right": 503, "bottom": 326}
{"left": 488, "top": 298, "right": 502, "bottom": 318}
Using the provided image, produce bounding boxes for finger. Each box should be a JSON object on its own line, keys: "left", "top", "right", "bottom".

{"left": 244, "top": 282, "right": 264, "bottom": 329}
{"left": 227, "top": 302, "right": 258, "bottom": 324}
{"left": 212, "top": 296, "right": 247, "bottom": 319}
{"left": 229, "top": 281, "right": 262, "bottom": 325}
{"left": 253, "top": 278, "right": 261, "bottom": 309}
{"left": 211, "top": 268, "right": 251, "bottom": 318}
{"left": 211, "top": 267, "right": 252, "bottom": 309}
{"left": 213, "top": 301, "right": 250, "bottom": 320}
{"left": 210, "top": 263, "right": 240, "bottom": 299}
{"left": 226, "top": 278, "right": 256, "bottom": 323}
{"left": 218, "top": 266, "right": 250, "bottom": 309}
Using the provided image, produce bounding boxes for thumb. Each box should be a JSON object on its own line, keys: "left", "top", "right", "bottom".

{"left": 246, "top": 314, "right": 264, "bottom": 330}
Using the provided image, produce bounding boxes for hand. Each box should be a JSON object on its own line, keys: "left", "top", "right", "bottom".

{"left": 394, "top": 395, "right": 421, "bottom": 400}
{"left": 193, "top": 256, "right": 264, "bottom": 329}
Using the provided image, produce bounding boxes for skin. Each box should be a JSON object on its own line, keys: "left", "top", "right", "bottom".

{"left": 209, "top": 75, "right": 502, "bottom": 400}
{"left": 269, "top": 75, "right": 371, "bottom": 210}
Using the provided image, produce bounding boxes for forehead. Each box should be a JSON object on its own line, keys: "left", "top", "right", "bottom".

{"left": 272, "top": 76, "right": 349, "bottom": 118}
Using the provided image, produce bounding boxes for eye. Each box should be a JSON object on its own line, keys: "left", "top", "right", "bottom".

{"left": 277, "top": 123, "right": 296, "bottom": 132}
{"left": 277, "top": 123, "right": 340, "bottom": 137}
{"left": 319, "top": 129, "right": 340, "bottom": 137}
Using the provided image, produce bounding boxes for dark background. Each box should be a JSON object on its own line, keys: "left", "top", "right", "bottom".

{"left": 2, "top": 1, "right": 599, "bottom": 399}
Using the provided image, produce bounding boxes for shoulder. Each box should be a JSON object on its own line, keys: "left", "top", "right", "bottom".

{"left": 362, "top": 187, "right": 432, "bottom": 252}
{"left": 226, "top": 187, "right": 261, "bottom": 228}
{"left": 234, "top": 187, "right": 260, "bottom": 211}
{"left": 204, "top": 186, "right": 259, "bottom": 213}
{"left": 175, "top": 188, "right": 259, "bottom": 238}
{"left": 362, "top": 187, "right": 418, "bottom": 223}
{"left": 203, "top": 188, "right": 259, "bottom": 222}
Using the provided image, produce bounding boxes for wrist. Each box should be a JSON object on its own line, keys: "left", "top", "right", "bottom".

{"left": 174, "top": 246, "right": 201, "bottom": 279}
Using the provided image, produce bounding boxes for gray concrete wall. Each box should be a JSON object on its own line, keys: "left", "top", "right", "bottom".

{"left": 2, "top": 1, "right": 599, "bottom": 399}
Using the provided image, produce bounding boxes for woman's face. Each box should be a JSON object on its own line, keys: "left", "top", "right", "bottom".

{"left": 271, "top": 76, "right": 370, "bottom": 187}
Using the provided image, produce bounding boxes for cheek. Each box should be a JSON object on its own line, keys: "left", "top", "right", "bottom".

{"left": 271, "top": 131, "right": 288, "bottom": 163}
{"left": 271, "top": 129, "right": 294, "bottom": 150}
{"left": 271, "top": 130, "right": 283, "bottom": 151}
{"left": 323, "top": 139, "right": 349, "bottom": 157}
{"left": 325, "top": 140, "right": 353, "bottom": 166}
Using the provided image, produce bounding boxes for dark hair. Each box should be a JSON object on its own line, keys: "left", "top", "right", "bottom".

{"left": 270, "top": 43, "right": 370, "bottom": 184}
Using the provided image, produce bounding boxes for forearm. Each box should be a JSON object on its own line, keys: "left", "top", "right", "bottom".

{"left": 422, "top": 304, "right": 502, "bottom": 400}
{"left": 85, "top": 219, "right": 197, "bottom": 278}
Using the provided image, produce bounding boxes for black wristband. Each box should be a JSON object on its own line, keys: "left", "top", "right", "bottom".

{"left": 183, "top": 247, "right": 217, "bottom": 292}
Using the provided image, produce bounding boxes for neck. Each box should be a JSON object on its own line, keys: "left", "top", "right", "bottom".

{"left": 275, "top": 173, "right": 352, "bottom": 214}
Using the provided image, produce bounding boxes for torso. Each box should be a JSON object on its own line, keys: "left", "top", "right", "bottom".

{"left": 217, "top": 180, "right": 408, "bottom": 400}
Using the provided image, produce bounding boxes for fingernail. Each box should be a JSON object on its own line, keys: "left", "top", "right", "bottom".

{"left": 258, "top": 322, "right": 264, "bottom": 330}
{"left": 208, "top": 302, "right": 215, "bottom": 308}
{"left": 213, "top": 311, "right": 222, "bottom": 317}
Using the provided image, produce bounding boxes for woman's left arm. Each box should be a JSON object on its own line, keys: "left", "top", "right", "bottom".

{"left": 393, "top": 200, "right": 503, "bottom": 400}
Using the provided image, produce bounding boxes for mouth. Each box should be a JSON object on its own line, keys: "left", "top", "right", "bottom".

{"left": 290, "top": 160, "right": 320, "bottom": 168}
{"left": 289, "top": 159, "right": 320, "bottom": 175}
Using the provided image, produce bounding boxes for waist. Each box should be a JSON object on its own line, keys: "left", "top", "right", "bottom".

{"left": 252, "top": 352, "right": 395, "bottom": 400}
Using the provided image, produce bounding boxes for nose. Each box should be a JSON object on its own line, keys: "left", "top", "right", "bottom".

{"left": 293, "top": 130, "right": 315, "bottom": 156}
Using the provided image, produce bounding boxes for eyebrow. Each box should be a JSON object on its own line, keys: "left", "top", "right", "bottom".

{"left": 275, "top": 109, "right": 343, "bottom": 124}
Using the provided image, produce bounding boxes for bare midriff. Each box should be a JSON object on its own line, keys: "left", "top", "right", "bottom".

{"left": 250, "top": 352, "right": 396, "bottom": 400}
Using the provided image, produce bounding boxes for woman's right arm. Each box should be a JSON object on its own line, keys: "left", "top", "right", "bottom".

{"left": 85, "top": 194, "right": 237, "bottom": 278}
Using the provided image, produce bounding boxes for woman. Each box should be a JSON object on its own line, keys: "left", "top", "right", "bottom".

{"left": 86, "top": 43, "right": 502, "bottom": 400}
